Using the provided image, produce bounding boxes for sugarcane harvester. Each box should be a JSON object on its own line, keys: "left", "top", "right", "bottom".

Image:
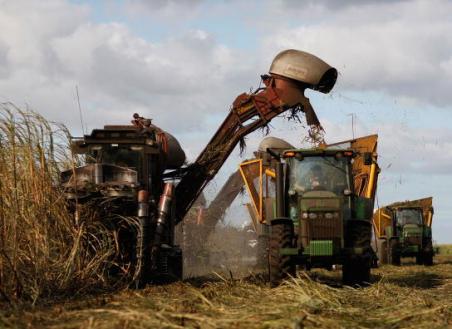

{"left": 239, "top": 135, "right": 380, "bottom": 285}
{"left": 60, "top": 49, "right": 338, "bottom": 286}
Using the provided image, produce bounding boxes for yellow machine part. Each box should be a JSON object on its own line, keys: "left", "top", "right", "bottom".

{"left": 330, "top": 135, "right": 382, "bottom": 238}
{"left": 239, "top": 159, "right": 263, "bottom": 224}
{"left": 372, "top": 207, "right": 393, "bottom": 238}
{"left": 238, "top": 159, "right": 277, "bottom": 227}
{"left": 326, "top": 134, "right": 379, "bottom": 200}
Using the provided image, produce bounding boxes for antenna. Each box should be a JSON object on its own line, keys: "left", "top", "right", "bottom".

{"left": 75, "top": 85, "right": 86, "bottom": 135}
{"left": 347, "top": 113, "right": 356, "bottom": 139}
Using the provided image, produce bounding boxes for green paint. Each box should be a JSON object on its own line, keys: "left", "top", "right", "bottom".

{"left": 305, "top": 240, "right": 333, "bottom": 256}
{"left": 280, "top": 248, "right": 299, "bottom": 256}
{"left": 402, "top": 226, "right": 423, "bottom": 239}
{"left": 355, "top": 197, "right": 372, "bottom": 220}
{"left": 403, "top": 245, "right": 419, "bottom": 253}
{"left": 300, "top": 197, "right": 340, "bottom": 212}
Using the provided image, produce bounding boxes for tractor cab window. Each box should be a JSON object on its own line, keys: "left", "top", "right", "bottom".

{"left": 395, "top": 208, "right": 423, "bottom": 226}
{"left": 288, "top": 155, "right": 351, "bottom": 196}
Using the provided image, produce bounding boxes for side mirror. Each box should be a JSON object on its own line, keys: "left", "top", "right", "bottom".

{"left": 363, "top": 152, "right": 373, "bottom": 165}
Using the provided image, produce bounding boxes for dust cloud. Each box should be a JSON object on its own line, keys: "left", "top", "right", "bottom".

{"left": 176, "top": 221, "right": 264, "bottom": 279}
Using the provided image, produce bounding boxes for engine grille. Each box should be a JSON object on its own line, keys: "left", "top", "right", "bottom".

{"left": 404, "top": 236, "right": 422, "bottom": 246}
{"left": 307, "top": 216, "right": 343, "bottom": 250}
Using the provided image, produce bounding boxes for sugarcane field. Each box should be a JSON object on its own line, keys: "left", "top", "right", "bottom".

{"left": 0, "top": 1, "right": 452, "bottom": 329}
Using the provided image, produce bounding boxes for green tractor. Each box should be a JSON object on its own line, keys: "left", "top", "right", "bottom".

{"left": 240, "top": 135, "right": 380, "bottom": 286}
{"left": 373, "top": 197, "right": 434, "bottom": 266}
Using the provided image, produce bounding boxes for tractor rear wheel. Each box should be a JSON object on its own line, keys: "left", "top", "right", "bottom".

{"left": 388, "top": 239, "right": 401, "bottom": 266}
{"left": 269, "top": 219, "right": 296, "bottom": 287}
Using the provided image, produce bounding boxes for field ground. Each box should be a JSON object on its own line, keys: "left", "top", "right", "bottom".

{"left": 1, "top": 256, "right": 451, "bottom": 329}
{"left": 436, "top": 244, "right": 452, "bottom": 255}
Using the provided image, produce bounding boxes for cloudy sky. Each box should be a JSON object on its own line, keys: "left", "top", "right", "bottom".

{"left": 1, "top": 0, "right": 451, "bottom": 242}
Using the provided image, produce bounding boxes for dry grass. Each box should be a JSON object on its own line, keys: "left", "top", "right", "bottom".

{"left": 0, "top": 103, "right": 118, "bottom": 305}
{"left": 2, "top": 257, "right": 450, "bottom": 329}
{"left": 437, "top": 244, "right": 452, "bottom": 255}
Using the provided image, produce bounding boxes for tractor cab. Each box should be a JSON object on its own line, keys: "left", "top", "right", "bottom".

{"left": 391, "top": 206, "right": 424, "bottom": 252}
{"left": 286, "top": 148, "right": 353, "bottom": 194}
{"left": 61, "top": 125, "right": 185, "bottom": 200}
{"left": 283, "top": 149, "right": 363, "bottom": 224}
{"left": 87, "top": 144, "right": 144, "bottom": 170}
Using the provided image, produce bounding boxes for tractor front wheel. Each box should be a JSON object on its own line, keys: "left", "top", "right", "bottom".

{"left": 342, "top": 258, "right": 371, "bottom": 286}
{"left": 423, "top": 240, "right": 434, "bottom": 266}
{"left": 423, "top": 252, "right": 433, "bottom": 266}
{"left": 416, "top": 254, "right": 423, "bottom": 265}
{"left": 343, "top": 220, "right": 372, "bottom": 286}
{"left": 269, "top": 219, "right": 296, "bottom": 287}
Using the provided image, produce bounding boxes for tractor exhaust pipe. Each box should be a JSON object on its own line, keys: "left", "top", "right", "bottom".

{"left": 275, "top": 162, "right": 285, "bottom": 218}
{"left": 135, "top": 189, "right": 150, "bottom": 287}
{"left": 151, "top": 183, "right": 174, "bottom": 271}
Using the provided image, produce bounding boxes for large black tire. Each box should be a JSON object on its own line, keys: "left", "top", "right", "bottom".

{"left": 342, "top": 221, "right": 372, "bottom": 286}
{"left": 388, "top": 239, "right": 401, "bottom": 266}
{"left": 416, "top": 254, "right": 423, "bottom": 265}
{"left": 378, "top": 239, "right": 388, "bottom": 265}
{"left": 343, "top": 258, "right": 371, "bottom": 286}
{"left": 167, "top": 249, "right": 183, "bottom": 281}
{"left": 423, "top": 240, "right": 434, "bottom": 266}
{"left": 269, "top": 219, "right": 296, "bottom": 287}
{"left": 423, "top": 252, "right": 433, "bottom": 266}
{"left": 256, "top": 234, "right": 269, "bottom": 270}
{"left": 150, "top": 247, "right": 183, "bottom": 284}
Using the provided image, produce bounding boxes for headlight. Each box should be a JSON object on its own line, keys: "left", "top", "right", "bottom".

{"left": 308, "top": 213, "right": 317, "bottom": 219}
{"left": 325, "top": 213, "right": 333, "bottom": 219}
{"left": 302, "top": 212, "right": 309, "bottom": 219}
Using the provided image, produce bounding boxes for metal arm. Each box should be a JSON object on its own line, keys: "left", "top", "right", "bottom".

{"left": 174, "top": 75, "right": 319, "bottom": 223}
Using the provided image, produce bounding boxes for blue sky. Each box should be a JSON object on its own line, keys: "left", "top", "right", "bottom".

{"left": 1, "top": 0, "right": 451, "bottom": 242}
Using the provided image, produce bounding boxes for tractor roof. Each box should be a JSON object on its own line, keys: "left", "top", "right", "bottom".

{"left": 282, "top": 148, "right": 355, "bottom": 158}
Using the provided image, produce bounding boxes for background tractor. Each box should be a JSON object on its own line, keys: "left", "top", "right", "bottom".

{"left": 373, "top": 197, "right": 434, "bottom": 266}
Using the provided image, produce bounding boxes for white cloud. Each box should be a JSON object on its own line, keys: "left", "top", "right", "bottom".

{"left": 0, "top": 0, "right": 257, "bottom": 139}
{"left": 262, "top": 0, "right": 452, "bottom": 107}
{"left": 116, "top": 0, "right": 204, "bottom": 26}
